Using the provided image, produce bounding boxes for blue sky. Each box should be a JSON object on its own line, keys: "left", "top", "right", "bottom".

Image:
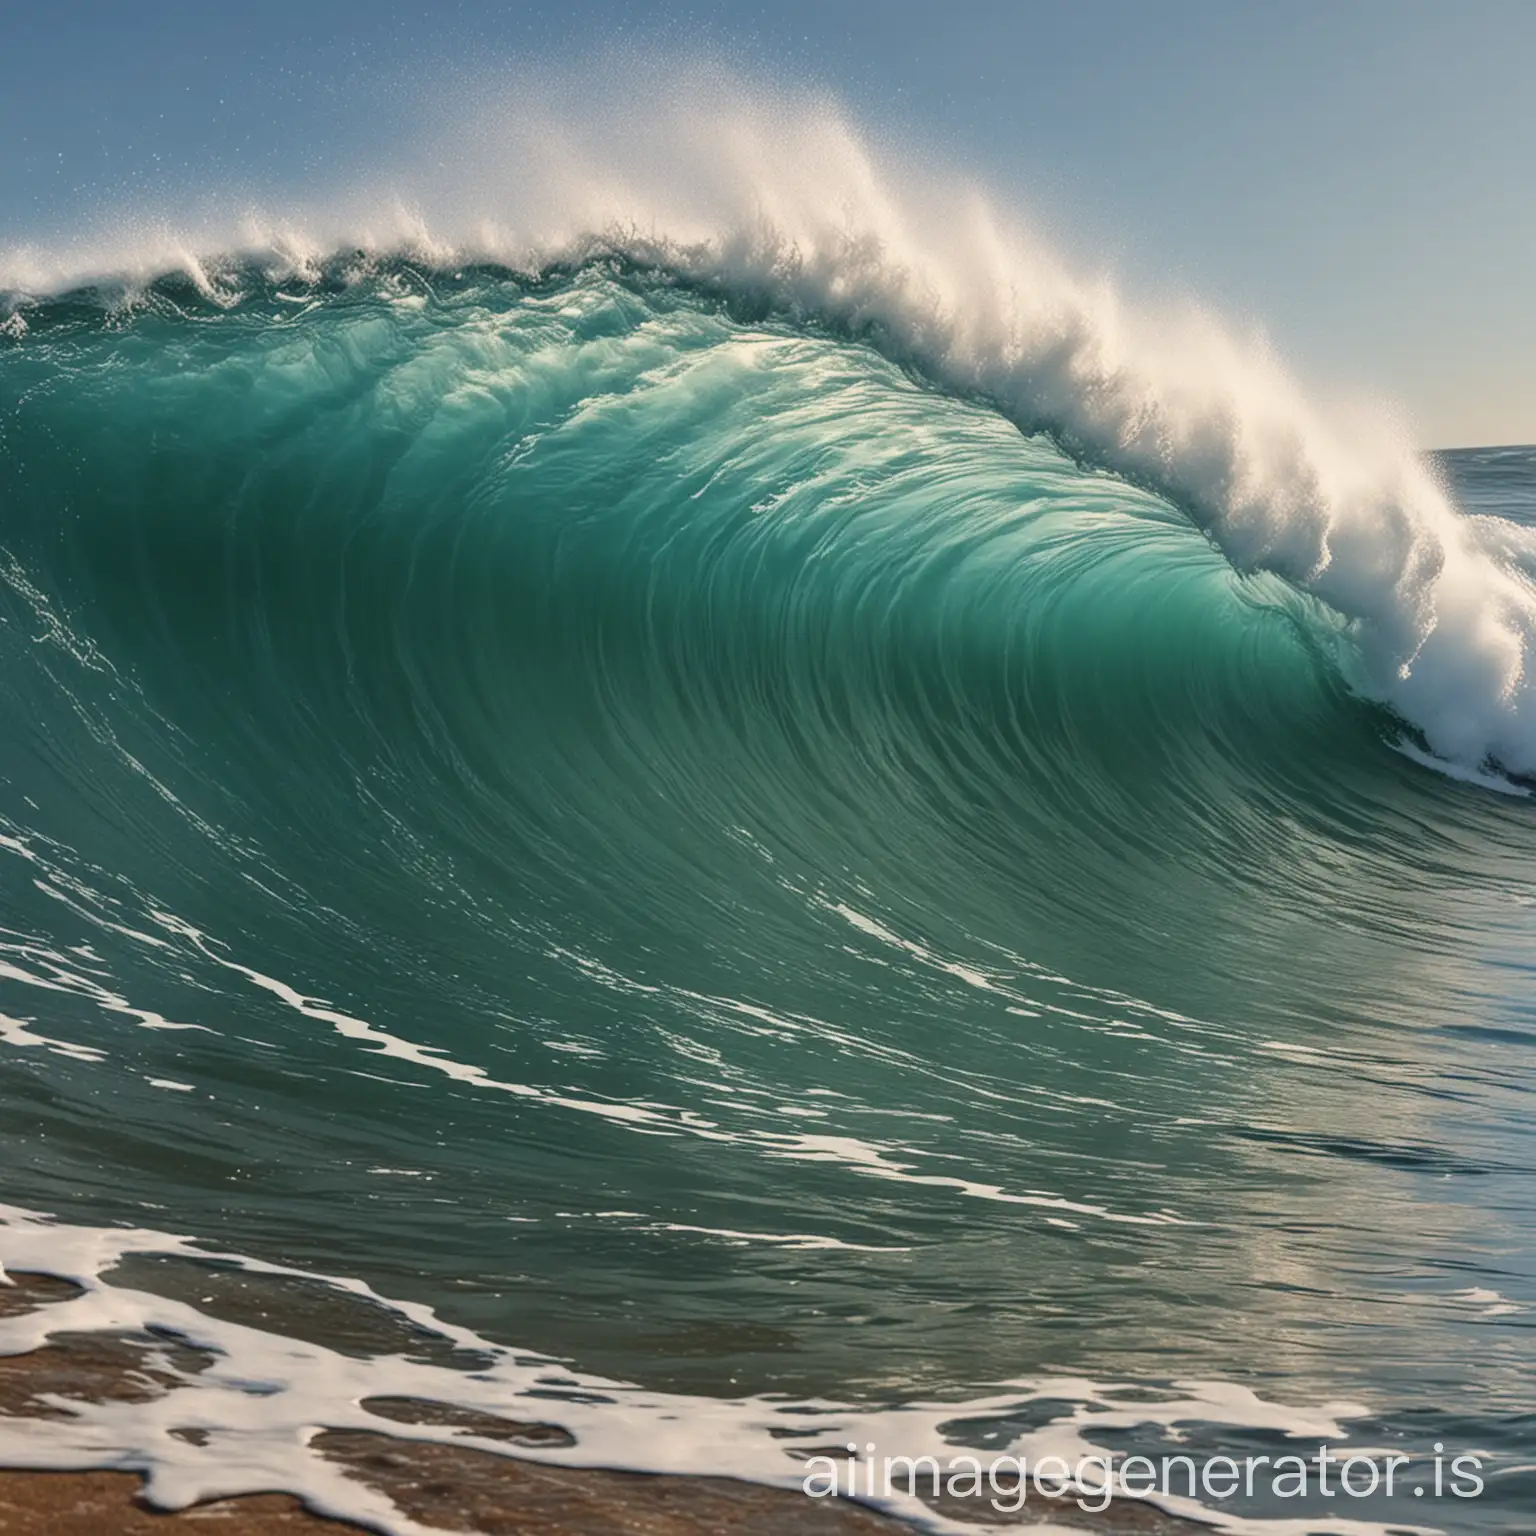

{"left": 4, "top": 1, "right": 1532, "bottom": 447}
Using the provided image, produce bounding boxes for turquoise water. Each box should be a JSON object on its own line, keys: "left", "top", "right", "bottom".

{"left": 0, "top": 260, "right": 1533, "bottom": 1529}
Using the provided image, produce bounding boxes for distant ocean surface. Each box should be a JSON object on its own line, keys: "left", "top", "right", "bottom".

{"left": 0, "top": 92, "right": 1533, "bottom": 1532}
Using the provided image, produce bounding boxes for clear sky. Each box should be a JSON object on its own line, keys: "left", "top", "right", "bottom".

{"left": 3, "top": 1, "right": 1532, "bottom": 448}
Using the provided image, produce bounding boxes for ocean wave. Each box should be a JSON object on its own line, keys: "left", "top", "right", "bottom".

{"left": 4, "top": 73, "right": 1534, "bottom": 775}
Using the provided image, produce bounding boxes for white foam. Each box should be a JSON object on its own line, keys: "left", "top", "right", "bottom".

{"left": 1391, "top": 737, "right": 1531, "bottom": 796}
{"left": 0, "top": 1202, "right": 1405, "bottom": 1536}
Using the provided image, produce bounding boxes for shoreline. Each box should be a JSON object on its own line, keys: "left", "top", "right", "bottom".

{"left": 0, "top": 1269, "right": 1204, "bottom": 1535}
